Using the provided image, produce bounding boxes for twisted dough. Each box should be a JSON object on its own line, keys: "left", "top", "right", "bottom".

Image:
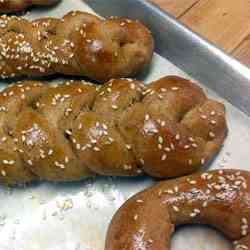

{"left": 0, "top": 0, "right": 59, "bottom": 13}
{"left": 106, "top": 169, "right": 250, "bottom": 250}
{"left": 0, "top": 11, "right": 154, "bottom": 82}
{"left": 0, "top": 76, "right": 226, "bottom": 185}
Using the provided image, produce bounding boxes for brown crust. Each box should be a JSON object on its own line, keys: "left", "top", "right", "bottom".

{"left": 105, "top": 169, "right": 250, "bottom": 250}
{"left": 0, "top": 76, "right": 227, "bottom": 185}
{"left": 0, "top": 0, "right": 59, "bottom": 13}
{"left": 0, "top": 11, "right": 154, "bottom": 82}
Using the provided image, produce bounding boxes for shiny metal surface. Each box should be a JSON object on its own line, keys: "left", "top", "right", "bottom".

{"left": 85, "top": 0, "right": 250, "bottom": 116}
{"left": 0, "top": 1, "right": 249, "bottom": 250}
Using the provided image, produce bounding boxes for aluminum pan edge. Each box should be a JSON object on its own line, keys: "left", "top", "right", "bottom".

{"left": 84, "top": 0, "right": 250, "bottom": 116}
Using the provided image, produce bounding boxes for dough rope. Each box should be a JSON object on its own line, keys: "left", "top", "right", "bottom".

{"left": 0, "top": 76, "right": 227, "bottom": 185}
{"left": 106, "top": 169, "right": 250, "bottom": 250}
{"left": 0, "top": 11, "right": 154, "bottom": 82}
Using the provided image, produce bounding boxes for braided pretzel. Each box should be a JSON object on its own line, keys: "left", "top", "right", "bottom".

{"left": 0, "top": 0, "right": 59, "bottom": 13}
{"left": 105, "top": 169, "right": 250, "bottom": 250}
{"left": 0, "top": 76, "right": 226, "bottom": 185}
{"left": 0, "top": 11, "right": 154, "bottom": 82}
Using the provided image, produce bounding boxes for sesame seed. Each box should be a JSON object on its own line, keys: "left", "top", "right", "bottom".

{"left": 136, "top": 199, "right": 144, "bottom": 203}
{"left": 175, "top": 134, "right": 180, "bottom": 140}
{"left": 164, "top": 147, "right": 171, "bottom": 152}
{"left": 65, "top": 156, "right": 69, "bottom": 163}
{"left": 1, "top": 170, "right": 6, "bottom": 176}
{"left": 139, "top": 158, "right": 145, "bottom": 165}
{"left": 171, "top": 87, "right": 179, "bottom": 91}
{"left": 164, "top": 189, "right": 174, "bottom": 194}
{"left": 48, "top": 149, "right": 53, "bottom": 155}
{"left": 78, "top": 123, "right": 82, "bottom": 130}
{"left": 93, "top": 147, "right": 100, "bottom": 152}
{"left": 158, "top": 136, "right": 163, "bottom": 144}
{"left": 161, "top": 154, "right": 167, "bottom": 161}
{"left": 123, "top": 164, "right": 132, "bottom": 170}
{"left": 111, "top": 105, "right": 118, "bottom": 110}
{"left": 242, "top": 218, "right": 248, "bottom": 224}
{"left": 27, "top": 160, "right": 33, "bottom": 166}
{"left": 188, "top": 137, "right": 195, "bottom": 142}
{"left": 202, "top": 201, "right": 208, "bottom": 207}
{"left": 172, "top": 205, "right": 179, "bottom": 212}
{"left": 65, "top": 130, "right": 72, "bottom": 135}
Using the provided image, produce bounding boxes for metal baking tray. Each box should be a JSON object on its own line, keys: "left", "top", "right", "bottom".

{"left": 0, "top": 1, "right": 250, "bottom": 249}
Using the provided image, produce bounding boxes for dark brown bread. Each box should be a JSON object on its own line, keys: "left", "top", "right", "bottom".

{"left": 0, "top": 11, "right": 154, "bottom": 82}
{"left": 0, "top": 76, "right": 227, "bottom": 185}
{"left": 0, "top": 0, "right": 59, "bottom": 13}
{"left": 105, "top": 169, "right": 250, "bottom": 250}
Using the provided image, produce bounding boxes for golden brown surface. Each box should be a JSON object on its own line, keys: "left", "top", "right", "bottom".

{"left": 0, "top": 0, "right": 59, "bottom": 13}
{"left": 151, "top": 0, "right": 250, "bottom": 69}
{"left": 0, "top": 76, "right": 226, "bottom": 185}
{"left": 0, "top": 11, "right": 154, "bottom": 82}
{"left": 106, "top": 169, "right": 250, "bottom": 250}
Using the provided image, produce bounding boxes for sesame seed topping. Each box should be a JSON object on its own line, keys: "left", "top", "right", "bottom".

{"left": 136, "top": 199, "right": 144, "bottom": 203}
{"left": 161, "top": 154, "right": 167, "bottom": 161}
{"left": 175, "top": 134, "right": 180, "bottom": 140}
{"left": 171, "top": 87, "right": 179, "bottom": 91}
{"left": 111, "top": 105, "right": 118, "bottom": 110}
{"left": 172, "top": 205, "right": 179, "bottom": 212}
{"left": 158, "top": 136, "right": 163, "bottom": 144}
{"left": 1, "top": 170, "right": 6, "bottom": 176}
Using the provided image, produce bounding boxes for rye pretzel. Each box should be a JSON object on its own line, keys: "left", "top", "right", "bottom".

{"left": 0, "top": 11, "right": 154, "bottom": 82}
{"left": 0, "top": 0, "right": 59, "bottom": 13}
{"left": 0, "top": 76, "right": 226, "bottom": 185}
{"left": 106, "top": 169, "right": 250, "bottom": 250}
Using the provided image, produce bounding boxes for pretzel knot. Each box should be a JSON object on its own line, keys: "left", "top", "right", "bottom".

{"left": 0, "top": 11, "right": 154, "bottom": 82}
{"left": 105, "top": 169, "right": 250, "bottom": 250}
{"left": 0, "top": 76, "right": 227, "bottom": 185}
{"left": 0, "top": 0, "right": 59, "bottom": 13}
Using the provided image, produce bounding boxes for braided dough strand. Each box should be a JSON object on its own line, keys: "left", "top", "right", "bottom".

{"left": 0, "top": 76, "right": 227, "bottom": 185}
{"left": 106, "top": 169, "right": 250, "bottom": 250}
{"left": 0, "top": 0, "right": 59, "bottom": 13}
{"left": 0, "top": 11, "right": 154, "bottom": 82}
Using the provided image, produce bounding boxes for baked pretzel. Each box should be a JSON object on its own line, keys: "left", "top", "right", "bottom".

{"left": 0, "top": 11, "right": 154, "bottom": 82}
{"left": 0, "top": 0, "right": 59, "bottom": 13}
{"left": 106, "top": 169, "right": 250, "bottom": 250}
{"left": 0, "top": 76, "right": 226, "bottom": 185}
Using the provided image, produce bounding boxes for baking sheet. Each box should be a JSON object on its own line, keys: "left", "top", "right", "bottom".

{"left": 0, "top": 0, "right": 249, "bottom": 249}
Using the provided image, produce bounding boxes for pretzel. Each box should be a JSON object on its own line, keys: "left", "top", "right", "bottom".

{"left": 0, "top": 0, "right": 59, "bottom": 13}
{"left": 105, "top": 169, "right": 250, "bottom": 250}
{"left": 0, "top": 11, "right": 154, "bottom": 82}
{"left": 0, "top": 76, "right": 227, "bottom": 185}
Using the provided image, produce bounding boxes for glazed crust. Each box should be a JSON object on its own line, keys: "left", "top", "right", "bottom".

{"left": 0, "top": 76, "right": 227, "bottom": 185}
{"left": 0, "top": 11, "right": 154, "bottom": 82}
{"left": 0, "top": 0, "right": 59, "bottom": 13}
{"left": 105, "top": 169, "right": 250, "bottom": 250}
